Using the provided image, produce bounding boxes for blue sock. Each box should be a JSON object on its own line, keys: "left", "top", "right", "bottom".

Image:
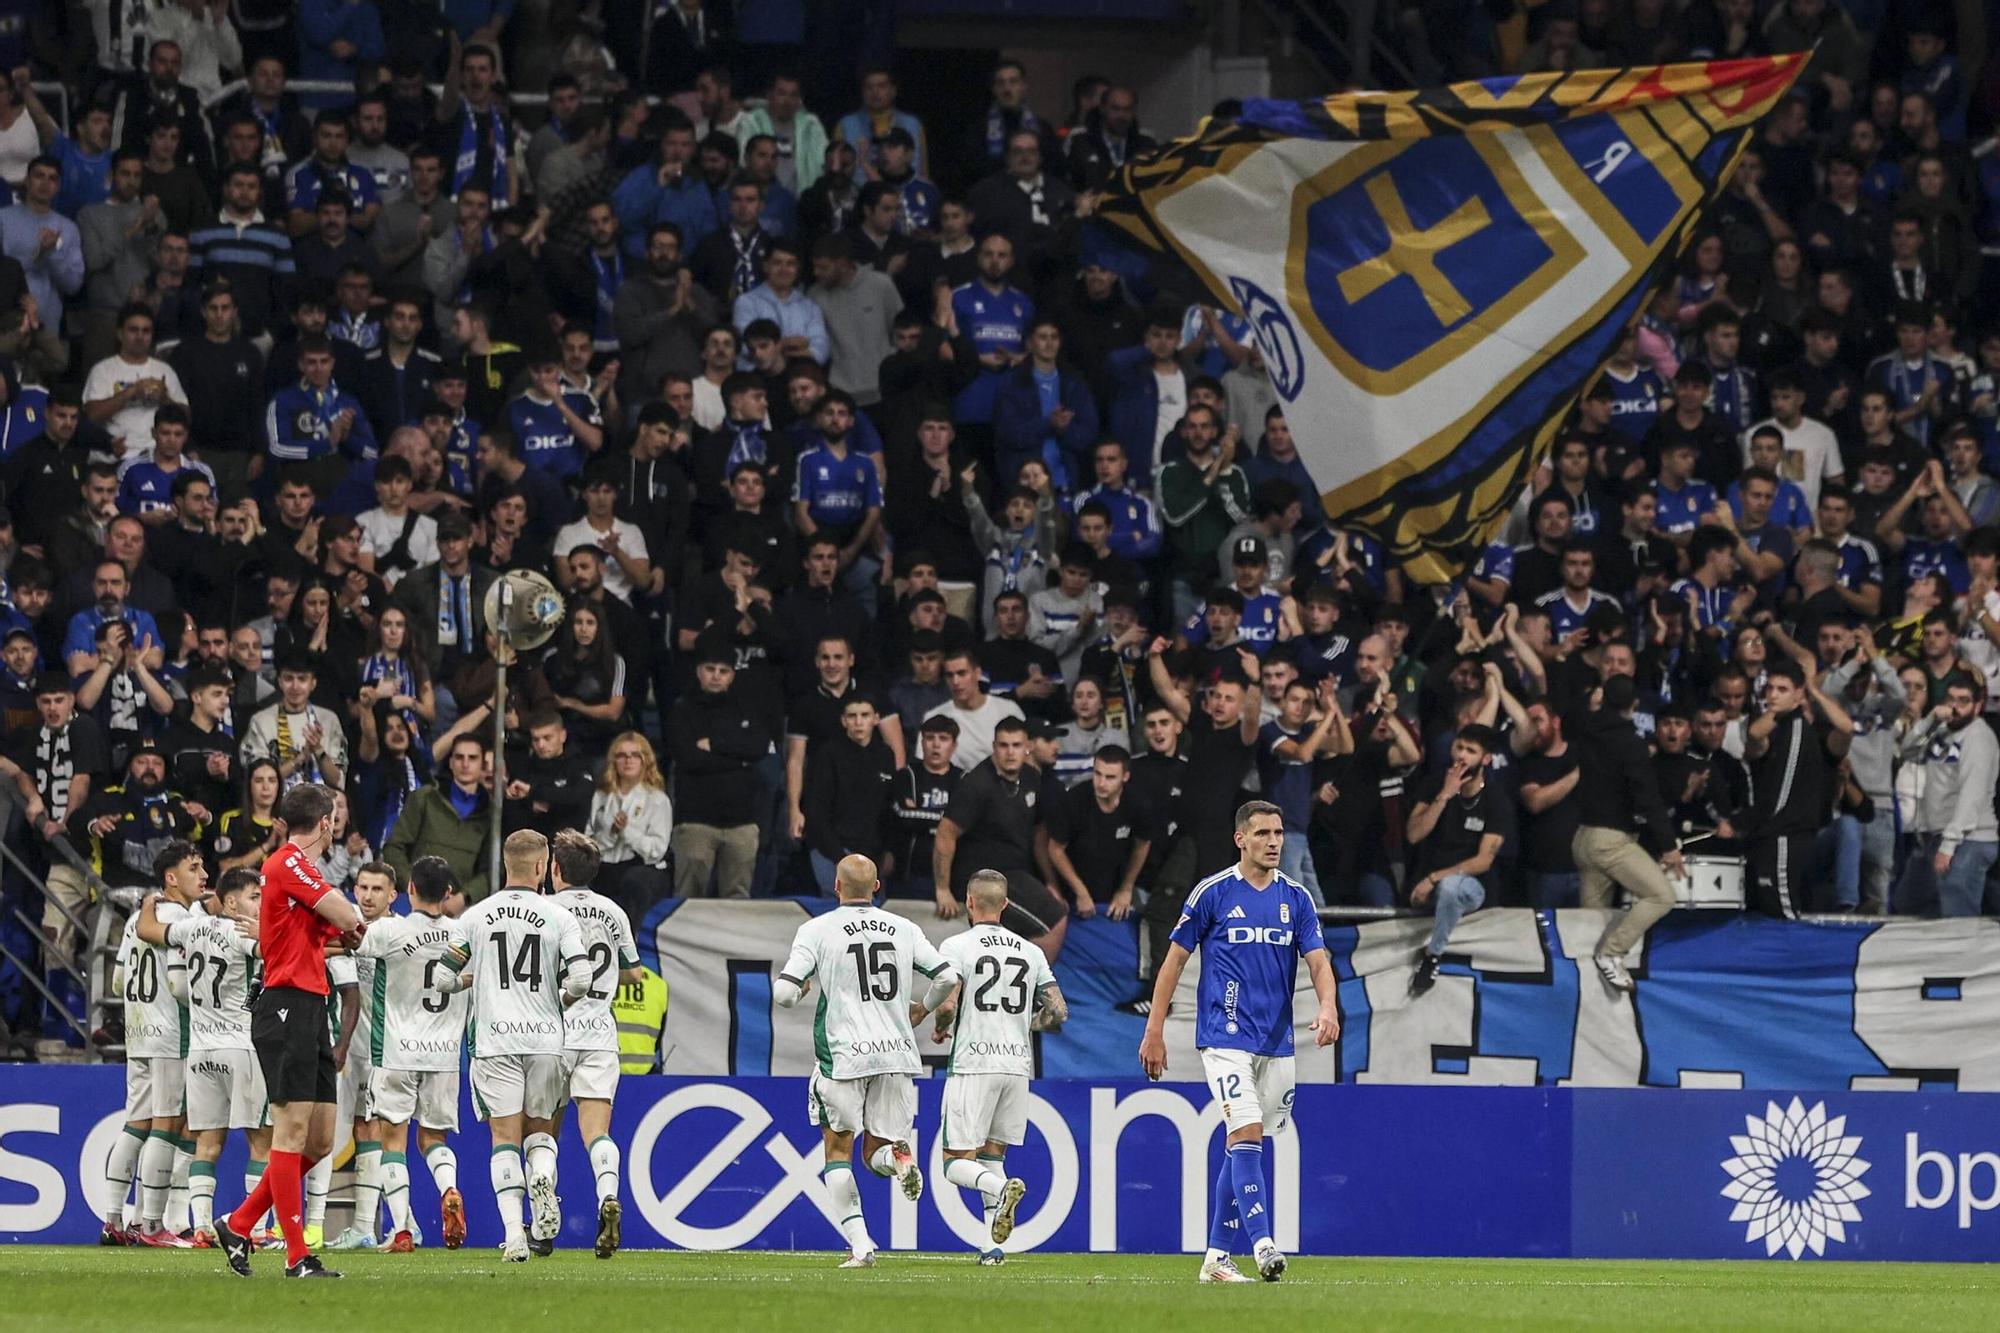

{"left": 1229, "top": 1143, "right": 1272, "bottom": 1249}
{"left": 1206, "top": 1155, "right": 1239, "bottom": 1252}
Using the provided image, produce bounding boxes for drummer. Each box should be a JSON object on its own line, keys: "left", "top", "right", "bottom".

{"left": 1652, "top": 703, "right": 1741, "bottom": 853}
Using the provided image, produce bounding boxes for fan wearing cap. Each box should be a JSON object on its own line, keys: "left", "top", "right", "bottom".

{"left": 67, "top": 738, "right": 206, "bottom": 890}
{"left": 1186, "top": 538, "right": 1284, "bottom": 657}
{"left": 554, "top": 464, "right": 656, "bottom": 606}
{"left": 1218, "top": 479, "right": 1302, "bottom": 590}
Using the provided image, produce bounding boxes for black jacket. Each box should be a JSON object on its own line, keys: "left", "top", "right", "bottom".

{"left": 802, "top": 734, "right": 896, "bottom": 861}
{"left": 502, "top": 746, "right": 598, "bottom": 835}
{"left": 669, "top": 687, "right": 767, "bottom": 825}
{"left": 1568, "top": 705, "right": 1675, "bottom": 854}
{"left": 171, "top": 336, "right": 268, "bottom": 457}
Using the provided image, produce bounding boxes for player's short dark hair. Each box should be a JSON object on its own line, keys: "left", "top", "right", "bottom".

{"left": 276, "top": 782, "right": 337, "bottom": 830}
{"left": 216, "top": 868, "right": 260, "bottom": 900}
{"left": 551, "top": 829, "right": 601, "bottom": 887}
{"left": 154, "top": 839, "right": 202, "bottom": 881}
{"left": 1234, "top": 799, "right": 1282, "bottom": 832}
{"left": 354, "top": 860, "right": 398, "bottom": 888}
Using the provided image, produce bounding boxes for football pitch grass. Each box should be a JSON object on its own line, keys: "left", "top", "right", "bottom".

{"left": 10, "top": 1248, "right": 2000, "bottom": 1330}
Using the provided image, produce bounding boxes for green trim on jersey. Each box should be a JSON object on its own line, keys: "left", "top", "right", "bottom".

{"left": 915, "top": 961, "right": 944, "bottom": 979}
{"left": 813, "top": 989, "right": 833, "bottom": 1075}
{"left": 176, "top": 1000, "right": 189, "bottom": 1058}
{"left": 369, "top": 964, "right": 389, "bottom": 1065}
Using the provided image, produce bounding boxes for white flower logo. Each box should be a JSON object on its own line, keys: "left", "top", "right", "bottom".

{"left": 1719, "top": 1097, "right": 1871, "bottom": 1259}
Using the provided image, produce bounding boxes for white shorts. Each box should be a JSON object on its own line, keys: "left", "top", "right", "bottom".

{"left": 940, "top": 1072, "right": 1028, "bottom": 1151}
{"left": 341, "top": 1045, "right": 375, "bottom": 1121}
{"left": 185, "top": 1047, "right": 269, "bottom": 1132}
{"left": 807, "top": 1071, "right": 916, "bottom": 1142}
{"left": 370, "top": 1067, "right": 461, "bottom": 1132}
{"left": 124, "top": 1055, "right": 186, "bottom": 1121}
{"left": 1199, "top": 1049, "right": 1296, "bottom": 1135}
{"left": 562, "top": 1048, "right": 619, "bottom": 1104}
{"left": 470, "top": 1054, "right": 564, "bottom": 1122}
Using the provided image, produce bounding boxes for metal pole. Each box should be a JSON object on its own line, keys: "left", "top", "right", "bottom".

{"left": 488, "top": 655, "right": 508, "bottom": 894}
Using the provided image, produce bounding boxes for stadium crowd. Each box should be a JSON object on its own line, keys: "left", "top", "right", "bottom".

{"left": 0, "top": 0, "right": 1997, "bottom": 1059}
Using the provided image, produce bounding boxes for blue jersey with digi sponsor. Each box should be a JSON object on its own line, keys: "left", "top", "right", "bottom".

{"left": 1901, "top": 537, "right": 1970, "bottom": 596}
{"left": 1169, "top": 867, "right": 1325, "bottom": 1057}
{"left": 1652, "top": 478, "right": 1716, "bottom": 538}
{"left": 1600, "top": 364, "right": 1666, "bottom": 431}
{"left": 1470, "top": 541, "right": 1514, "bottom": 587}
{"left": 1533, "top": 587, "right": 1620, "bottom": 639}
{"left": 1185, "top": 591, "right": 1282, "bottom": 653}
{"left": 287, "top": 159, "right": 381, "bottom": 217}
{"left": 791, "top": 443, "right": 882, "bottom": 533}
{"left": 506, "top": 391, "right": 600, "bottom": 478}
{"left": 116, "top": 455, "right": 214, "bottom": 518}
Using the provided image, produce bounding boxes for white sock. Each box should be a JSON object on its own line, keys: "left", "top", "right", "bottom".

{"left": 425, "top": 1143, "right": 459, "bottom": 1193}
{"left": 382, "top": 1154, "right": 413, "bottom": 1235}
{"left": 943, "top": 1158, "right": 1004, "bottom": 1203}
{"left": 865, "top": 1143, "right": 897, "bottom": 1178}
{"left": 305, "top": 1152, "right": 331, "bottom": 1228}
{"left": 165, "top": 1139, "right": 193, "bottom": 1232}
{"left": 244, "top": 1161, "right": 268, "bottom": 1231}
{"left": 823, "top": 1163, "right": 872, "bottom": 1255}
{"left": 105, "top": 1126, "right": 144, "bottom": 1223}
{"left": 588, "top": 1136, "right": 620, "bottom": 1206}
{"left": 188, "top": 1161, "right": 217, "bottom": 1234}
{"left": 977, "top": 1155, "right": 1007, "bottom": 1235}
{"left": 138, "top": 1132, "right": 175, "bottom": 1227}
{"left": 524, "top": 1132, "right": 558, "bottom": 1195}
{"left": 352, "top": 1142, "right": 382, "bottom": 1240}
{"left": 490, "top": 1145, "right": 526, "bottom": 1237}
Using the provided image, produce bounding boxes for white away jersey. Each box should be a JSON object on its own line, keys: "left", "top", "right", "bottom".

{"left": 938, "top": 926, "right": 1055, "bottom": 1077}
{"left": 167, "top": 913, "right": 259, "bottom": 1052}
{"left": 779, "top": 904, "right": 953, "bottom": 1079}
{"left": 358, "top": 911, "right": 468, "bottom": 1072}
{"left": 121, "top": 900, "right": 190, "bottom": 1058}
{"left": 447, "top": 890, "right": 588, "bottom": 1058}
{"left": 551, "top": 888, "right": 640, "bottom": 1053}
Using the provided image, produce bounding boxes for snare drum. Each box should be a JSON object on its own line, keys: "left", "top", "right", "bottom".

{"left": 1678, "top": 855, "right": 1745, "bottom": 908}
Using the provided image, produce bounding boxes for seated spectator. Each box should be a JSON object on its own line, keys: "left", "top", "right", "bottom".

{"left": 383, "top": 731, "right": 492, "bottom": 902}
{"left": 1406, "top": 725, "right": 1513, "bottom": 994}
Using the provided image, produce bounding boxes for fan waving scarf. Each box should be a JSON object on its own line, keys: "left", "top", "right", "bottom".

{"left": 1094, "top": 56, "right": 1808, "bottom": 582}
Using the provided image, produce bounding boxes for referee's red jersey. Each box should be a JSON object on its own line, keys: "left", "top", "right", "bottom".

{"left": 259, "top": 842, "right": 341, "bottom": 992}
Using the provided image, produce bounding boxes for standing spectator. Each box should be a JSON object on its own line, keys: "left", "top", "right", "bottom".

{"left": 1065, "top": 84, "right": 1151, "bottom": 193}
{"left": 346, "top": 92, "right": 409, "bottom": 203}
{"left": 733, "top": 71, "right": 826, "bottom": 196}
{"left": 585, "top": 730, "right": 675, "bottom": 912}
{"left": 17, "top": 83, "right": 114, "bottom": 219}
{"left": 84, "top": 303, "right": 188, "bottom": 460}
{"left": 136, "top": 121, "right": 209, "bottom": 236}
{"left": 382, "top": 731, "right": 492, "bottom": 902}
{"left": 615, "top": 223, "right": 720, "bottom": 404}
{"left": 1158, "top": 404, "right": 1251, "bottom": 623}
{"left": 1104, "top": 306, "right": 1191, "bottom": 487}
{"left": 432, "top": 39, "right": 513, "bottom": 201}
{"left": 77, "top": 151, "right": 164, "bottom": 361}
{"left": 834, "top": 67, "right": 927, "bottom": 182}
{"left": 500, "top": 708, "right": 595, "bottom": 836}
{"left": 239, "top": 652, "right": 347, "bottom": 792}
{"left": 801, "top": 693, "right": 896, "bottom": 892}
{"left": 946, "top": 232, "right": 1031, "bottom": 429}
{"left": 967, "top": 130, "right": 1077, "bottom": 282}
{"left": 992, "top": 317, "right": 1097, "bottom": 490}
{"left": 149, "top": 0, "right": 244, "bottom": 102}
{"left": 0, "top": 157, "right": 82, "bottom": 333}
{"left": 667, "top": 642, "right": 763, "bottom": 899}
{"left": 113, "top": 41, "right": 215, "bottom": 182}
{"left": 188, "top": 165, "right": 295, "bottom": 343}
{"left": 931, "top": 714, "right": 1067, "bottom": 960}
{"left": 809, "top": 234, "right": 900, "bottom": 408}
{"left": 1044, "top": 745, "right": 1151, "bottom": 920}
{"left": 541, "top": 601, "right": 627, "bottom": 760}
{"left": 1515, "top": 699, "right": 1582, "bottom": 908}
{"left": 265, "top": 335, "right": 374, "bottom": 495}
{"left": 957, "top": 60, "right": 1057, "bottom": 192}
{"left": 1405, "top": 725, "right": 1513, "bottom": 995}
{"left": 372, "top": 148, "right": 452, "bottom": 293}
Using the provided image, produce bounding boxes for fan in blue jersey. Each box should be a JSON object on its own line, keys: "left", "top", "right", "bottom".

{"left": 1138, "top": 800, "right": 1338, "bottom": 1284}
{"left": 116, "top": 405, "right": 214, "bottom": 521}
{"left": 950, "top": 235, "right": 1033, "bottom": 425}
{"left": 505, "top": 356, "right": 605, "bottom": 480}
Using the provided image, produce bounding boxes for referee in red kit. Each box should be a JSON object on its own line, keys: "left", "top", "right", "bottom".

{"left": 214, "top": 782, "right": 365, "bottom": 1278}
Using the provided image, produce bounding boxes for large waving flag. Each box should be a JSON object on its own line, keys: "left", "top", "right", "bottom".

{"left": 1095, "top": 56, "right": 1807, "bottom": 581}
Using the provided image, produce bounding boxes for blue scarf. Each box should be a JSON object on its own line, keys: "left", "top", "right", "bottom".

{"left": 592, "top": 250, "right": 622, "bottom": 345}
{"left": 362, "top": 653, "right": 418, "bottom": 731}
{"left": 724, "top": 421, "right": 766, "bottom": 475}
{"left": 368, "top": 755, "right": 422, "bottom": 848}
{"left": 985, "top": 103, "right": 1038, "bottom": 161}
{"left": 453, "top": 102, "right": 511, "bottom": 198}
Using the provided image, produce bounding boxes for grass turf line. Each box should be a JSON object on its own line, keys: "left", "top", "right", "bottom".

{"left": 8, "top": 1248, "right": 2000, "bottom": 1330}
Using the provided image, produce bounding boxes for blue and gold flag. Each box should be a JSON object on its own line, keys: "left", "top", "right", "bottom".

{"left": 1096, "top": 56, "right": 1807, "bottom": 581}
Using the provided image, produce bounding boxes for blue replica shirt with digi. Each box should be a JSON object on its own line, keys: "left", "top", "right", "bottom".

{"left": 116, "top": 456, "right": 215, "bottom": 519}
{"left": 1184, "top": 591, "right": 1282, "bottom": 653}
{"left": 1470, "top": 541, "right": 1514, "bottom": 586}
{"left": 1168, "top": 867, "right": 1325, "bottom": 1057}
{"left": 791, "top": 443, "right": 882, "bottom": 533}
{"left": 1831, "top": 534, "right": 1882, "bottom": 593}
{"left": 506, "top": 390, "right": 601, "bottom": 478}
{"left": 287, "top": 159, "right": 381, "bottom": 217}
{"left": 1652, "top": 477, "right": 1717, "bottom": 538}
{"left": 1601, "top": 364, "right": 1666, "bottom": 431}
{"left": 1901, "top": 537, "right": 1971, "bottom": 596}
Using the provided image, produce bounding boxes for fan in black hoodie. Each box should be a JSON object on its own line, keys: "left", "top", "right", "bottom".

{"left": 669, "top": 642, "right": 771, "bottom": 834}
{"left": 802, "top": 694, "right": 898, "bottom": 874}
{"left": 502, "top": 710, "right": 600, "bottom": 836}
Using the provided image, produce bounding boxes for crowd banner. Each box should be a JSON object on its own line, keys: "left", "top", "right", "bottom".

{"left": 1093, "top": 55, "right": 1807, "bottom": 579}
{"left": 5, "top": 1067, "right": 1999, "bottom": 1259}
{"left": 643, "top": 902, "right": 2000, "bottom": 1091}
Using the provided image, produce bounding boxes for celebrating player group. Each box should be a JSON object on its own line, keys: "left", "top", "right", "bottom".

{"left": 102, "top": 782, "right": 1335, "bottom": 1280}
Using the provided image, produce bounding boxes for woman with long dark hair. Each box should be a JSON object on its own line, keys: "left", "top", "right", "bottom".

{"left": 542, "top": 603, "right": 626, "bottom": 760}
{"left": 354, "top": 702, "right": 434, "bottom": 853}
{"left": 212, "top": 758, "right": 283, "bottom": 873}
{"left": 358, "top": 605, "right": 437, "bottom": 738}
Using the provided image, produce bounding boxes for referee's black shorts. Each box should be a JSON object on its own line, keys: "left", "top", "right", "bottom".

{"left": 251, "top": 985, "right": 337, "bottom": 1106}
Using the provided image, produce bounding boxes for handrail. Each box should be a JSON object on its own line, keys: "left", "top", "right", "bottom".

{"left": 0, "top": 932, "right": 88, "bottom": 1044}
{"left": 1253, "top": 0, "right": 1417, "bottom": 92}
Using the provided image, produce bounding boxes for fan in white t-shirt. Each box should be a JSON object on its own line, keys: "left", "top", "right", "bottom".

{"left": 354, "top": 455, "right": 439, "bottom": 588}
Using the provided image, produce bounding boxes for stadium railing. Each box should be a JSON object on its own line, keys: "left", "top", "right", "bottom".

{"left": 0, "top": 832, "right": 113, "bottom": 1053}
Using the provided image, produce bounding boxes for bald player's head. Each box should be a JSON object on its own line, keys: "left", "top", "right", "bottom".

{"left": 966, "top": 869, "right": 1008, "bottom": 920}
{"left": 503, "top": 828, "right": 550, "bottom": 887}
{"left": 835, "top": 854, "right": 880, "bottom": 903}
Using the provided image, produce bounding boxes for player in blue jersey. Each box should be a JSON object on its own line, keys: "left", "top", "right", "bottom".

{"left": 1138, "top": 800, "right": 1339, "bottom": 1283}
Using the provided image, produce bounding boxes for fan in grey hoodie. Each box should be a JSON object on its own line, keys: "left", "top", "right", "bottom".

{"left": 1893, "top": 679, "right": 2000, "bottom": 916}
{"left": 1822, "top": 643, "right": 1905, "bottom": 912}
